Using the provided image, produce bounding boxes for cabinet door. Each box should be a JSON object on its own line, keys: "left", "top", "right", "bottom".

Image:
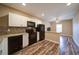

{"left": 1, "top": 37, "right": 8, "bottom": 55}
{"left": 0, "top": 37, "right": 2, "bottom": 55}
{"left": 23, "top": 33, "right": 28, "bottom": 48}
{"left": 9, "top": 13, "right": 27, "bottom": 27}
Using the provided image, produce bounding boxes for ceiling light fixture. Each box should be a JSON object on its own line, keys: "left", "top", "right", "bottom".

{"left": 22, "top": 3, "right": 26, "bottom": 6}
{"left": 67, "top": 3, "right": 71, "bottom": 6}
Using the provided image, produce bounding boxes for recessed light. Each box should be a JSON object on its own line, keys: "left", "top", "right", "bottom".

{"left": 22, "top": 3, "right": 26, "bottom": 6}
{"left": 67, "top": 3, "right": 71, "bottom": 6}
{"left": 41, "top": 13, "right": 45, "bottom": 16}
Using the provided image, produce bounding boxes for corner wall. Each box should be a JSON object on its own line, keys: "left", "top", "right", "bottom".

{"left": 73, "top": 12, "right": 79, "bottom": 47}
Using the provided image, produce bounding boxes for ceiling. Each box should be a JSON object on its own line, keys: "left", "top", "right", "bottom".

{"left": 3, "top": 3, "right": 79, "bottom": 22}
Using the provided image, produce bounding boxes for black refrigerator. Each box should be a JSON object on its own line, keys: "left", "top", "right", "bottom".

{"left": 26, "top": 21, "right": 37, "bottom": 45}
{"left": 37, "top": 24, "right": 45, "bottom": 41}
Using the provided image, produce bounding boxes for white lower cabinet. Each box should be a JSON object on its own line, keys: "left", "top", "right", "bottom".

{"left": 37, "top": 32, "right": 39, "bottom": 41}
{"left": 0, "top": 37, "right": 3, "bottom": 55}
{"left": 0, "top": 37, "right": 8, "bottom": 55}
{"left": 23, "top": 33, "right": 28, "bottom": 48}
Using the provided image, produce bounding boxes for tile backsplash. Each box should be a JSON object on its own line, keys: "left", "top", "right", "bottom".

{"left": 8, "top": 27, "right": 26, "bottom": 34}
{"left": 0, "top": 27, "right": 26, "bottom": 35}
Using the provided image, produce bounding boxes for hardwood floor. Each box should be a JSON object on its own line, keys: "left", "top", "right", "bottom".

{"left": 14, "top": 40, "right": 59, "bottom": 55}
{"left": 60, "top": 36, "right": 79, "bottom": 55}
{"left": 12, "top": 36, "right": 79, "bottom": 55}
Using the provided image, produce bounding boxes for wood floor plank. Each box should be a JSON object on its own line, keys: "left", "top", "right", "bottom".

{"left": 60, "top": 36, "right": 79, "bottom": 55}
{"left": 14, "top": 40, "right": 59, "bottom": 55}
{"left": 33, "top": 42, "right": 53, "bottom": 55}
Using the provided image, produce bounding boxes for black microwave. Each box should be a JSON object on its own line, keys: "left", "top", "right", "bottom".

{"left": 27, "top": 21, "right": 35, "bottom": 27}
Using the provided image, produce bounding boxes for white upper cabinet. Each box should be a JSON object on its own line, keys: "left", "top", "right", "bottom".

{"left": 8, "top": 13, "right": 43, "bottom": 27}
{"left": 9, "top": 13, "right": 28, "bottom": 27}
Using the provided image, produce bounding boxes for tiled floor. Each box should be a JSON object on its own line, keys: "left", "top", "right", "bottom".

{"left": 14, "top": 40, "right": 59, "bottom": 55}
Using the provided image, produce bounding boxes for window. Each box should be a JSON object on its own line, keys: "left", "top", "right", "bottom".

{"left": 56, "top": 24, "right": 62, "bottom": 33}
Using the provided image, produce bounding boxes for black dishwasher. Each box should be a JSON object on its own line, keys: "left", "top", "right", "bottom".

{"left": 8, "top": 35, "right": 23, "bottom": 55}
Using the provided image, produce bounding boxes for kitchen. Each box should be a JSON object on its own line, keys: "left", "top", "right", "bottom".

{"left": 0, "top": 4, "right": 59, "bottom": 55}
{"left": 1, "top": 3, "right": 78, "bottom": 55}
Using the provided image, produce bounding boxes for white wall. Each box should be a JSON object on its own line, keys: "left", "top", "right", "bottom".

{"left": 73, "top": 12, "right": 79, "bottom": 47}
